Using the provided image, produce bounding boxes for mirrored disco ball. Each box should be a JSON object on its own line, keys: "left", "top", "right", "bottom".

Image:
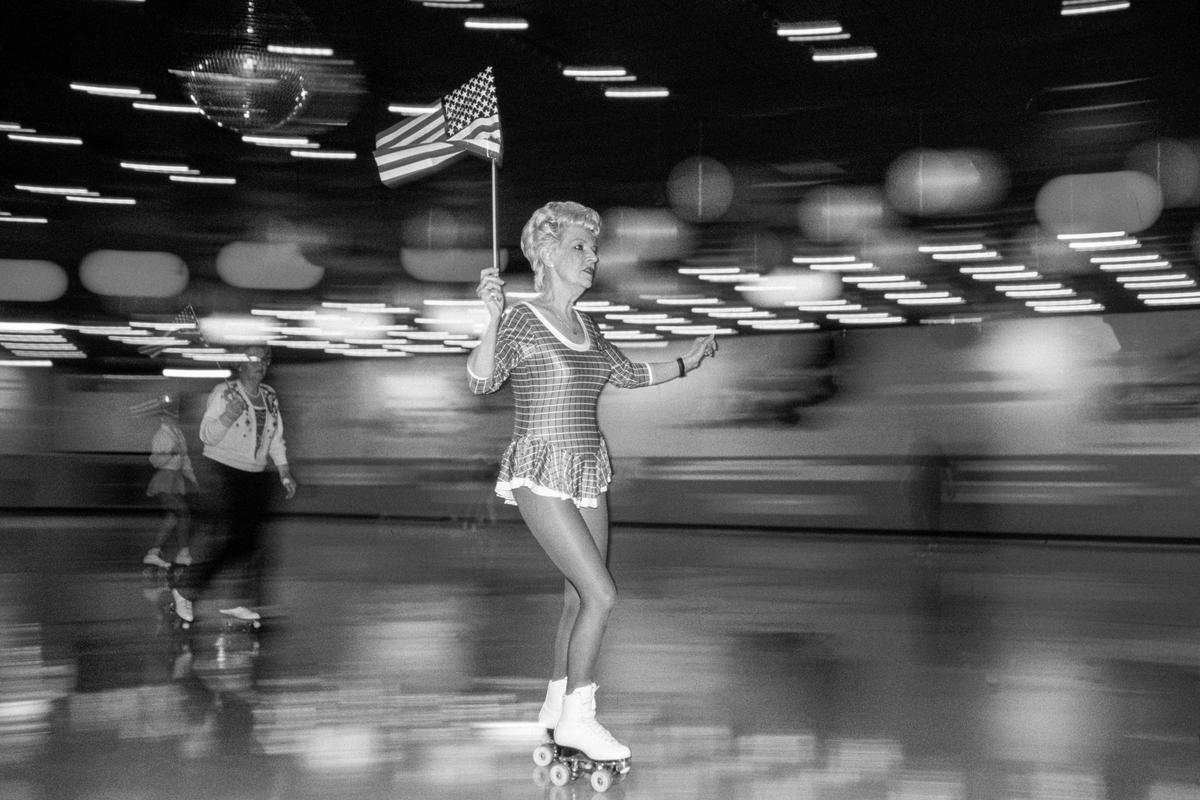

{"left": 184, "top": 48, "right": 308, "bottom": 132}
{"left": 174, "top": 0, "right": 314, "bottom": 133}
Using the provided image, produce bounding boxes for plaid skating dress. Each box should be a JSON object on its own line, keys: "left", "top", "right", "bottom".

{"left": 468, "top": 302, "right": 652, "bottom": 508}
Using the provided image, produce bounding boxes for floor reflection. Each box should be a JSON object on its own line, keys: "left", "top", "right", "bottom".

{"left": 2, "top": 515, "right": 1199, "bottom": 800}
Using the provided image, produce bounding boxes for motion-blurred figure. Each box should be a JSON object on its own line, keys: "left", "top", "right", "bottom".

{"left": 905, "top": 436, "right": 953, "bottom": 533}
{"left": 142, "top": 393, "right": 197, "bottom": 570}
{"left": 171, "top": 346, "right": 297, "bottom": 624}
{"left": 468, "top": 201, "right": 717, "bottom": 766}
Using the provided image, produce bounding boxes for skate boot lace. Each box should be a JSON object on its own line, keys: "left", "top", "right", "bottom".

{"left": 578, "top": 696, "right": 620, "bottom": 745}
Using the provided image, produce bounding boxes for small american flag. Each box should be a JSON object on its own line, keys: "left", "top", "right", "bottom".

{"left": 374, "top": 67, "right": 502, "bottom": 188}
{"left": 137, "top": 305, "right": 199, "bottom": 359}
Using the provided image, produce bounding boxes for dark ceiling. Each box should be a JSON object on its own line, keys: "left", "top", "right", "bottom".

{"left": 1, "top": 0, "right": 1199, "bottom": 369}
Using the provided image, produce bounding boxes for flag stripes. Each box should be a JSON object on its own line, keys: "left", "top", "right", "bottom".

{"left": 374, "top": 67, "right": 502, "bottom": 188}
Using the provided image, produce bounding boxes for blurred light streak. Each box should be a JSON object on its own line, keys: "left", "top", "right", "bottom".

{"left": 7, "top": 133, "right": 83, "bottom": 145}
{"left": 120, "top": 161, "right": 194, "bottom": 173}
{"left": 1068, "top": 238, "right": 1139, "bottom": 250}
{"left": 267, "top": 44, "right": 334, "bottom": 57}
{"left": 132, "top": 101, "right": 203, "bottom": 113}
{"left": 290, "top": 149, "right": 356, "bottom": 159}
{"left": 0, "top": 360, "right": 52, "bottom": 367}
{"left": 563, "top": 66, "right": 627, "bottom": 78}
{"left": 919, "top": 243, "right": 985, "bottom": 253}
{"left": 1057, "top": 231, "right": 1126, "bottom": 239}
{"left": 0, "top": 216, "right": 48, "bottom": 224}
{"left": 656, "top": 297, "right": 720, "bottom": 306}
{"left": 70, "top": 82, "right": 153, "bottom": 98}
{"left": 605, "top": 86, "right": 670, "bottom": 98}
{"left": 162, "top": 368, "right": 230, "bottom": 378}
{"left": 66, "top": 195, "right": 136, "bottom": 205}
{"left": 812, "top": 47, "right": 877, "bottom": 62}
{"left": 777, "top": 21, "right": 843, "bottom": 36}
{"left": 387, "top": 103, "right": 440, "bottom": 115}
{"left": 170, "top": 175, "right": 237, "bottom": 184}
{"left": 0, "top": 323, "right": 61, "bottom": 332}
{"left": 831, "top": 313, "right": 905, "bottom": 325}
{"left": 745, "top": 320, "right": 819, "bottom": 330}
{"left": 809, "top": 261, "right": 876, "bottom": 271}
{"left": 15, "top": 184, "right": 94, "bottom": 195}
{"left": 463, "top": 17, "right": 529, "bottom": 30}
{"left": 1004, "top": 289, "right": 1076, "bottom": 299}
{"left": 1061, "top": 0, "right": 1131, "bottom": 16}
{"left": 931, "top": 250, "right": 999, "bottom": 260}
{"left": 894, "top": 295, "right": 965, "bottom": 305}
{"left": 1119, "top": 279, "right": 1195, "bottom": 290}
{"left": 969, "top": 270, "right": 1041, "bottom": 281}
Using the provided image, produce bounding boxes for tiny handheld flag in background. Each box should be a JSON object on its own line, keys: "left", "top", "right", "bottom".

{"left": 137, "top": 304, "right": 200, "bottom": 359}
{"left": 375, "top": 67, "right": 502, "bottom": 188}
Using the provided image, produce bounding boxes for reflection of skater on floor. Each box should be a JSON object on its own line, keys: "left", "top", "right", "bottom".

{"left": 136, "top": 393, "right": 197, "bottom": 569}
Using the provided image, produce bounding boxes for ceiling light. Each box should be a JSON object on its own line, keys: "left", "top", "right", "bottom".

{"left": 242, "top": 134, "right": 314, "bottom": 147}
{"left": 1067, "top": 238, "right": 1139, "bottom": 250}
{"left": 1140, "top": 292, "right": 1200, "bottom": 306}
{"left": 70, "top": 82, "right": 154, "bottom": 99}
{"left": 792, "top": 254, "right": 857, "bottom": 263}
{"left": 1120, "top": 278, "right": 1196, "bottom": 290}
{"left": 120, "top": 161, "right": 194, "bottom": 173}
{"left": 132, "top": 101, "right": 203, "bottom": 114}
{"left": 919, "top": 243, "right": 985, "bottom": 253}
{"left": 1090, "top": 253, "right": 1161, "bottom": 263}
{"left": 931, "top": 250, "right": 998, "bottom": 260}
{"left": 788, "top": 33, "right": 852, "bottom": 42}
{"left": 424, "top": 1, "right": 485, "bottom": 7}
{"left": 777, "top": 21, "right": 843, "bottom": 36}
{"left": 289, "top": 149, "right": 357, "bottom": 159}
{"left": 1061, "top": 0, "right": 1130, "bottom": 16}
{"left": 170, "top": 175, "right": 237, "bottom": 184}
{"left": 1115, "top": 273, "right": 1187, "bottom": 283}
{"left": 604, "top": 86, "right": 670, "bottom": 99}
{"left": 464, "top": 17, "right": 529, "bottom": 30}
{"left": 66, "top": 195, "right": 136, "bottom": 205}
{"left": 812, "top": 47, "right": 877, "bottom": 63}
{"left": 563, "top": 67, "right": 628, "bottom": 78}
{"left": 387, "top": 103, "right": 440, "bottom": 115}
{"left": 0, "top": 216, "right": 48, "bottom": 224}
{"left": 0, "top": 360, "right": 52, "bottom": 367}
{"left": 15, "top": 184, "right": 94, "bottom": 195}
{"left": 1030, "top": 302, "right": 1105, "bottom": 313}
{"left": 6, "top": 133, "right": 84, "bottom": 145}
{"left": 267, "top": 44, "right": 334, "bottom": 57}
{"left": 1096, "top": 260, "right": 1169, "bottom": 271}
{"left": 1057, "top": 231, "right": 1126, "bottom": 239}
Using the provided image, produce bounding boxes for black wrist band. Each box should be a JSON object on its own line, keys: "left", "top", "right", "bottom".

{"left": 676, "top": 357, "right": 686, "bottom": 378}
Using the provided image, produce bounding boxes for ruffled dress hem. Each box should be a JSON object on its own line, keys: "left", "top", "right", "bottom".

{"left": 494, "top": 434, "right": 612, "bottom": 510}
{"left": 494, "top": 478, "right": 607, "bottom": 509}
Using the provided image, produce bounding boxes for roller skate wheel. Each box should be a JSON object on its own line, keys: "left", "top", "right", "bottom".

{"left": 532, "top": 743, "right": 554, "bottom": 767}
{"left": 531, "top": 765, "right": 550, "bottom": 787}
{"left": 548, "top": 762, "right": 572, "bottom": 787}
{"left": 590, "top": 768, "right": 613, "bottom": 792}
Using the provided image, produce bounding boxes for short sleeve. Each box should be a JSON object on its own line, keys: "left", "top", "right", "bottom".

{"left": 468, "top": 306, "right": 533, "bottom": 394}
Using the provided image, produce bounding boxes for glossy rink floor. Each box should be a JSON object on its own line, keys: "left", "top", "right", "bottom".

{"left": 3, "top": 514, "right": 1200, "bottom": 800}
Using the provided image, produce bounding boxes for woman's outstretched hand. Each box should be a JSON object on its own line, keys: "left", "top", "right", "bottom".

{"left": 683, "top": 333, "right": 718, "bottom": 372}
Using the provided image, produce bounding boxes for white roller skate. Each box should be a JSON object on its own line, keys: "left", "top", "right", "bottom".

{"left": 542, "top": 683, "right": 631, "bottom": 793}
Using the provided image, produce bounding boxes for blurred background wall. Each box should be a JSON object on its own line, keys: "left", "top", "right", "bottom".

{"left": 6, "top": 308, "right": 1200, "bottom": 539}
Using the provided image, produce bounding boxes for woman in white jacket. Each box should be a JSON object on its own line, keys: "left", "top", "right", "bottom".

{"left": 171, "top": 345, "right": 297, "bottom": 623}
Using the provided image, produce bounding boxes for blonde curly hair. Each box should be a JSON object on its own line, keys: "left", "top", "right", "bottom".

{"left": 519, "top": 201, "right": 601, "bottom": 291}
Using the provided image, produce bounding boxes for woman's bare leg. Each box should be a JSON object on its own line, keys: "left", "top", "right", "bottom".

{"left": 514, "top": 488, "right": 615, "bottom": 691}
